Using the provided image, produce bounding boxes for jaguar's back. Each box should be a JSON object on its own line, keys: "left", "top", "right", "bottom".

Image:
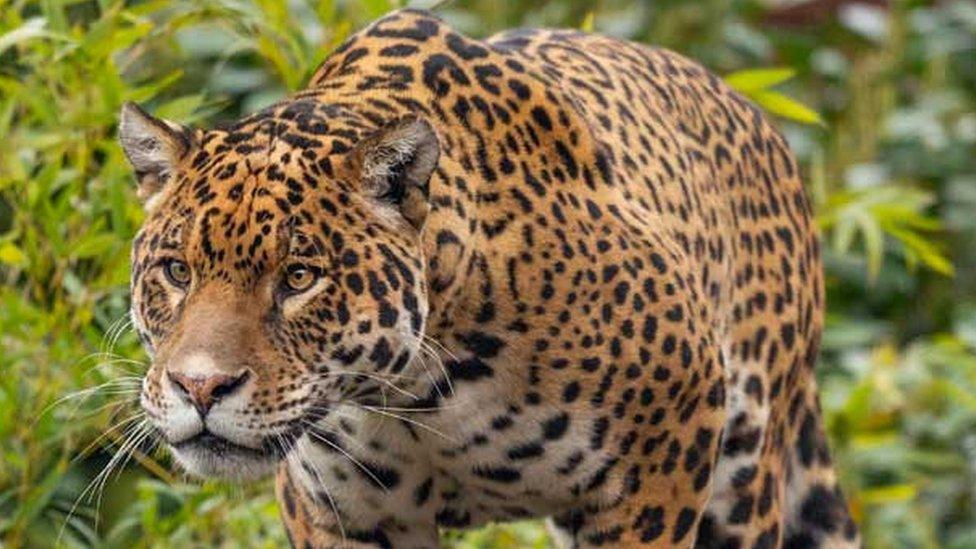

{"left": 477, "top": 25, "right": 857, "bottom": 549}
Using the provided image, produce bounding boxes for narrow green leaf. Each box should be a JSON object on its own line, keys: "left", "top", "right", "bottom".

{"left": 0, "top": 17, "right": 69, "bottom": 55}
{"left": 886, "top": 226, "right": 955, "bottom": 277}
{"left": 859, "top": 483, "right": 918, "bottom": 505}
{"left": 580, "top": 12, "right": 595, "bottom": 32}
{"left": 155, "top": 95, "right": 206, "bottom": 121}
{"left": 855, "top": 212, "right": 885, "bottom": 283}
{"left": 748, "top": 90, "right": 825, "bottom": 126}
{"left": 725, "top": 67, "right": 796, "bottom": 92}
{"left": 70, "top": 233, "right": 118, "bottom": 260}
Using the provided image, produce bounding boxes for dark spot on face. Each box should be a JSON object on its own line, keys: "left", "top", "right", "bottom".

{"left": 542, "top": 412, "right": 569, "bottom": 440}
{"left": 633, "top": 505, "right": 665, "bottom": 542}
{"left": 672, "top": 507, "right": 697, "bottom": 543}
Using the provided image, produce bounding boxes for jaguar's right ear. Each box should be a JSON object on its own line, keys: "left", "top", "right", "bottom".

{"left": 118, "top": 102, "right": 193, "bottom": 207}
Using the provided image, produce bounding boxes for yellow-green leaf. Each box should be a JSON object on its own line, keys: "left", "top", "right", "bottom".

{"left": 725, "top": 67, "right": 796, "bottom": 92}
{"left": 748, "top": 90, "right": 824, "bottom": 126}
{"left": 580, "top": 12, "right": 596, "bottom": 32}
{"left": 155, "top": 94, "right": 206, "bottom": 122}
{"left": 856, "top": 212, "right": 885, "bottom": 283}
{"left": 886, "top": 226, "right": 955, "bottom": 277}
{"left": 859, "top": 483, "right": 918, "bottom": 505}
{"left": 0, "top": 242, "right": 28, "bottom": 267}
{"left": 0, "top": 17, "right": 72, "bottom": 55}
{"left": 70, "top": 233, "right": 118, "bottom": 260}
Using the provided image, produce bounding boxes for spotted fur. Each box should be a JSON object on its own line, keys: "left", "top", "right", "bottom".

{"left": 123, "top": 9, "right": 858, "bottom": 548}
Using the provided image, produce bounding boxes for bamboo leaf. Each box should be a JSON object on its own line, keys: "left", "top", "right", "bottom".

{"left": 885, "top": 226, "right": 955, "bottom": 277}
{"left": 859, "top": 484, "right": 918, "bottom": 505}
{"left": 725, "top": 67, "right": 796, "bottom": 92}
{"left": 748, "top": 90, "right": 825, "bottom": 126}
{"left": 0, "top": 17, "right": 70, "bottom": 54}
{"left": 855, "top": 212, "right": 885, "bottom": 283}
{"left": 580, "top": 12, "right": 596, "bottom": 32}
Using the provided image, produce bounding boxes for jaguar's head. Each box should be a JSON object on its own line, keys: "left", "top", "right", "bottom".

{"left": 119, "top": 100, "right": 439, "bottom": 480}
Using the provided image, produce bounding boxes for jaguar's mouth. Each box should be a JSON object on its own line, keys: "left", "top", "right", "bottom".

{"left": 169, "top": 429, "right": 301, "bottom": 480}
{"left": 173, "top": 431, "right": 269, "bottom": 457}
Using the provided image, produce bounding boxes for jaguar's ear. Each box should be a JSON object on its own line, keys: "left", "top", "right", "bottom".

{"left": 351, "top": 115, "right": 440, "bottom": 229}
{"left": 119, "top": 102, "right": 193, "bottom": 206}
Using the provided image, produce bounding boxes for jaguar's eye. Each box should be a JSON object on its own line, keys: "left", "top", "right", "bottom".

{"left": 283, "top": 264, "right": 317, "bottom": 293}
{"left": 163, "top": 260, "right": 191, "bottom": 288}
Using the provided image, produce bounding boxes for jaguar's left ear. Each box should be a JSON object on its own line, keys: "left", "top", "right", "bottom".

{"left": 351, "top": 115, "right": 440, "bottom": 229}
{"left": 119, "top": 102, "right": 194, "bottom": 208}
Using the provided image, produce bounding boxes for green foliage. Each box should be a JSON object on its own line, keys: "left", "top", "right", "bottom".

{"left": 820, "top": 326, "right": 976, "bottom": 548}
{"left": 442, "top": 522, "right": 552, "bottom": 549}
{"left": 1, "top": 1, "right": 974, "bottom": 548}
{"left": 818, "top": 185, "right": 953, "bottom": 281}
{"left": 726, "top": 68, "right": 825, "bottom": 125}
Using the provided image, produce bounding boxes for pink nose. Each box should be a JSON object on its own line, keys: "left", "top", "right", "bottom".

{"left": 167, "top": 370, "right": 250, "bottom": 416}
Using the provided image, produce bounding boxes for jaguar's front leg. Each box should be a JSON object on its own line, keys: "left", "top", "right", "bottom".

{"left": 276, "top": 445, "right": 438, "bottom": 549}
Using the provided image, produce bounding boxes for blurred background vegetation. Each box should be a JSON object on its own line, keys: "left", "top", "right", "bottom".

{"left": 1, "top": 0, "right": 974, "bottom": 547}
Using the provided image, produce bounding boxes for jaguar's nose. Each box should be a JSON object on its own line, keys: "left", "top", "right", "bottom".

{"left": 167, "top": 369, "right": 251, "bottom": 416}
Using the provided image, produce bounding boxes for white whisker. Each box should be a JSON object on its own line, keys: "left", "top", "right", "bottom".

{"left": 352, "top": 403, "right": 457, "bottom": 443}
{"left": 303, "top": 421, "right": 390, "bottom": 493}
{"left": 288, "top": 437, "right": 347, "bottom": 542}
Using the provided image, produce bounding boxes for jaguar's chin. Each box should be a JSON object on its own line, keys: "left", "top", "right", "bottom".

{"left": 170, "top": 432, "right": 281, "bottom": 481}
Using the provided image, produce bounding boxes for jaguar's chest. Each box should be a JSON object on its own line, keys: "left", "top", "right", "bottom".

{"left": 294, "top": 376, "right": 612, "bottom": 530}
{"left": 416, "top": 380, "right": 618, "bottom": 526}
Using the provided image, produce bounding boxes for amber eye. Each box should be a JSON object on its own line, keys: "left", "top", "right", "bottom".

{"left": 163, "top": 260, "right": 191, "bottom": 288}
{"left": 283, "top": 264, "right": 317, "bottom": 293}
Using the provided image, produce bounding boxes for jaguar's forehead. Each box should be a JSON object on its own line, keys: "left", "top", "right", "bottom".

{"left": 140, "top": 192, "right": 316, "bottom": 285}
{"left": 211, "top": 100, "right": 373, "bottom": 156}
{"left": 137, "top": 102, "right": 385, "bottom": 281}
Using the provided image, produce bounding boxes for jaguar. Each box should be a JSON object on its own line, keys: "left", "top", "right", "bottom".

{"left": 120, "top": 8, "right": 859, "bottom": 548}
